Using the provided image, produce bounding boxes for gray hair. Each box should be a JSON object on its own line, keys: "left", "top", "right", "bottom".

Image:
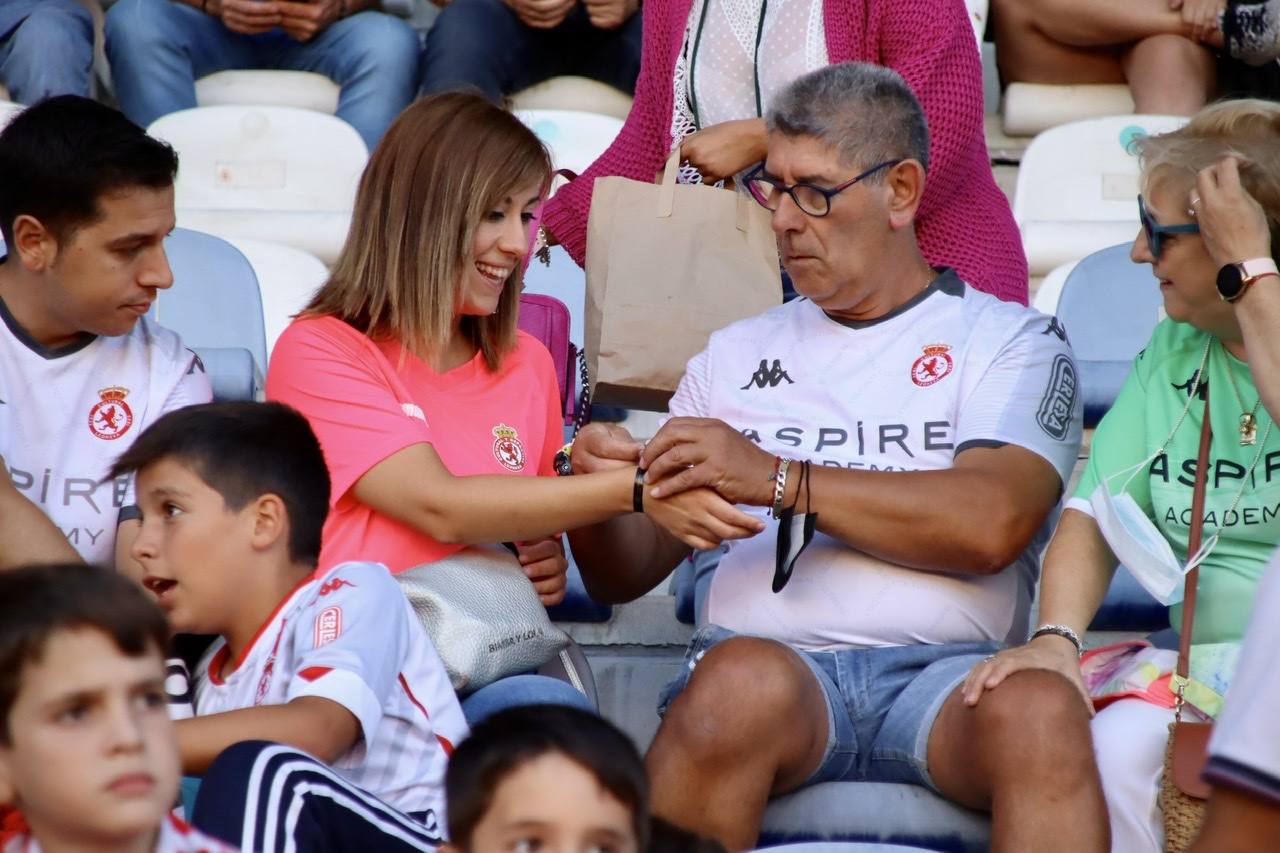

{"left": 766, "top": 62, "right": 930, "bottom": 176}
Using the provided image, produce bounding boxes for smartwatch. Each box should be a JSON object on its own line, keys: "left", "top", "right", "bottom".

{"left": 1216, "top": 257, "right": 1279, "bottom": 302}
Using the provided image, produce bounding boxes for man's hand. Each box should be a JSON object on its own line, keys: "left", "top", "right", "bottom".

{"left": 278, "top": 0, "right": 343, "bottom": 41}
{"left": 216, "top": 0, "right": 283, "bottom": 35}
{"left": 504, "top": 0, "right": 576, "bottom": 30}
{"left": 679, "top": 119, "right": 768, "bottom": 184}
{"left": 583, "top": 0, "right": 637, "bottom": 30}
{"left": 641, "top": 417, "right": 775, "bottom": 506}
{"left": 642, "top": 486, "right": 765, "bottom": 551}
{"left": 570, "top": 422, "right": 644, "bottom": 475}
{"left": 960, "top": 634, "right": 1092, "bottom": 714}
{"left": 1194, "top": 156, "right": 1272, "bottom": 270}
{"left": 515, "top": 537, "right": 569, "bottom": 606}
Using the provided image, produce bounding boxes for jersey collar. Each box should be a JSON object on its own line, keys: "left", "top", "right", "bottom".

{"left": 822, "top": 268, "right": 964, "bottom": 330}
{"left": 0, "top": 278, "right": 98, "bottom": 360}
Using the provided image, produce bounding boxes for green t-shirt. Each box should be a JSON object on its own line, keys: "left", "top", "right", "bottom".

{"left": 1074, "top": 319, "right": 1280, "bottom": 644}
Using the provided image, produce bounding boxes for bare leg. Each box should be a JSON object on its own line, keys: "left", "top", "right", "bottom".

{"left": 928, "top": 669, "right": 1109, "bottom": 853}
{"left": 644, "top": 637, "right": 829, "bottom": 852}
{"left": 1190, "top": 786, "right": 1280, "bottom": 853}
{"left": 1123, "top": 34, "right": 1216, "bottom": 114}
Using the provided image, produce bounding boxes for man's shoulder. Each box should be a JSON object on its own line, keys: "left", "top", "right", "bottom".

{"left": 110, "top": 316, "right": 198, "bottom": 372}
{"left": 298, "top": 562, "right": 402, "bottom": 616}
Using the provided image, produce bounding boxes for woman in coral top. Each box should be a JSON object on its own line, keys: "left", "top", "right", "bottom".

{"left": 267, "top": 93, "right": 762, "bottom": 720}
{"left": 541, "top": 0, "right": 1028, "bottom": 303}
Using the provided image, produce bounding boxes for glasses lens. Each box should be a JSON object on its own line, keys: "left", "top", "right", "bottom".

{"left": 746, "top": 176, "right": 780, "bottom": 211}
{"left": 793, "top": 184, "right": 829, "bottom": 217}
{"left": 1137, "top": 196, "right": 1161, "bottom": 257}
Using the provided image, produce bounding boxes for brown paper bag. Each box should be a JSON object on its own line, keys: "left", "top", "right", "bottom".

{"left": 584, "top": 149, "right": 782, "bottom": 411}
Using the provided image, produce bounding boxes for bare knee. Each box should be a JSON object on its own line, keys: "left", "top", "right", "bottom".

{"left": 1126, "top": 34, "right": 1215, "bottom": 113}
{"left": 971, "top": 669, "right": 1094, "bottom": 765}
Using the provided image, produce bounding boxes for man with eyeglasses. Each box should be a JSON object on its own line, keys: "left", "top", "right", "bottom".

{"left": 567, "top": 62, "right": 1096, "bottom": 851}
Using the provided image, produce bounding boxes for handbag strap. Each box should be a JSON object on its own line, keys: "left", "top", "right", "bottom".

{"left": 1176, "top": 390, "right": 1214, "bottom": 684}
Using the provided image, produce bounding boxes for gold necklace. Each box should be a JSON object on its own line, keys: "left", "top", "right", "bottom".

{"left": 1221, "top": 341, "right": 1263, "bottom": 446}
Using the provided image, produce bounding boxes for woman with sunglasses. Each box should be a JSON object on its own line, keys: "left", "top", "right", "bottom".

{"left": 534, "top": 2, "right": 1028, "bottom": 305}
{"left": 961, "top": 99, "right": 1280, "bottom": 852}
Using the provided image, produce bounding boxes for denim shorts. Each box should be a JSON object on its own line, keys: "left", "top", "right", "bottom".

{"left": 657, "top": 625, "right": 1001, "bottom": 792}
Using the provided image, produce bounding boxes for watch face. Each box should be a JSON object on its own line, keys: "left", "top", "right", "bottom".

{"left": 1217, "top": 263, "right": 1245, "bottom": 301}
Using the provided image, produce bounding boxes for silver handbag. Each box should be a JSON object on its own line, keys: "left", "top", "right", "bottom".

{"left": 395, "top": 544, "right": 570, "bottom": 695}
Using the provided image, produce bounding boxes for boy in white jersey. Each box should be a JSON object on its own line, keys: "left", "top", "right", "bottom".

{"left": 567, "top": 64, "right": 1097, "bottom": 851}
{"left": 0, "top": 95, "right": 211, "bottom": 570}
{"left": 0, "top": 563, "right": 232, "bottom": 853}
{"left": 110, "top": 402, "right": 467, "bottom": 852}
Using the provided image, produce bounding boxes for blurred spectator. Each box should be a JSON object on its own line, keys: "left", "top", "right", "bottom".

{"left": 104, "top": 0, "right": 420, "bottom": 150}
{"left": 0, "top": 0, "right": 93, "bottom": 103}
{"left": 541, "top": 0, "right": 1028, "bottom": 304}
{"left": 990, "top": 0, "right": 1218, "bottom": 115}
{"left": 419, "top": 0, "right": 642, "bottom": 103}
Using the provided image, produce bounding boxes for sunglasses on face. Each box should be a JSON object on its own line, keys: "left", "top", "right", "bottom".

{"left": 1137, "top": 194, "right": 1199, "bottom": 258}
{"left": 744, "top": 159, "right": 902, "bottom": 218}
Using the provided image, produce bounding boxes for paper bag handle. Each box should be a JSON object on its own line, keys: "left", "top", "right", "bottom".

{"left": 657, "top": 148, "right": 681, "bottom": 218}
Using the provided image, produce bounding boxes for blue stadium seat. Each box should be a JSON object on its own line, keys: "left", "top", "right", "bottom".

{"left": 152, "top": 228, "right": 268, "bottom": 401}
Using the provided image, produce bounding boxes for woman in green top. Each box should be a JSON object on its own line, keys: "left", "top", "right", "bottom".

{"left": 961, "top": 99, "right": 1280, "bottom": 852}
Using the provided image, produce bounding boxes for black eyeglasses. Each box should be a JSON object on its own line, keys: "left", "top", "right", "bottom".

{"left": 1137, "top": 194, "right": 1199, "bottom": 258}
{"left": 744, "top": 159, "right": 902, "bottom": 218}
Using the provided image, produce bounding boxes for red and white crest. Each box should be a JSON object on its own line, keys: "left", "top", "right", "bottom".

{"left": 491, "top": 424, "right": 526, "bottom": 472}
{"left": 910, "top": 344, "right": 954, "bottom": 387}
{"left": 88, "top": 386, "right": 134, "bottom": 440}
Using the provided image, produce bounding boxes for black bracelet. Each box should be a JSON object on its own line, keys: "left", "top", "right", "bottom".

{"left": 633, "top": 467, "right": 645, "bottom": 513}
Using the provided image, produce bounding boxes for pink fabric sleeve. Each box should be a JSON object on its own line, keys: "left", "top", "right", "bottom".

{"left": 869, "top": 0, "right": 1028, "bottom": 303}
{"left": 265, "top": 319, "right": 433, "bottom": 506}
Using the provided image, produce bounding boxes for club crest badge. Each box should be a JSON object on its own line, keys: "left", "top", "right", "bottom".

{"left": 910, "top": 344, "right": 954, "bottom": 387}
{"left": 88, "top": 386, "right": 134, "bottom": 440}
{"left": 492, "top": 424, "right": 526, "bottom": 472}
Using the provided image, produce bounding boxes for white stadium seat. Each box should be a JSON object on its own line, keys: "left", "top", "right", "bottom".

{"left": 511, "top": 77, "right": 633, "bottom": 122}
{"left": 0, "top": 101, "right": 21, "bottom": 129}
{"left": 223, "top": 238, "right": 329, "bottom": 356}
{"left": 1013, "top": 114, "right": 1187, "bottom": 275}
{"left": 148, "top": 105, "right": 367, "bottom": 265}
{"left": 965, "top": 0, "right": 988, "bottom": 48}
{"left": 194, "top": 70, "right": 340, "bottom": 115}
{"left": 516, "top": 109, "right": 625, "bottom": 176}
{"left": 1002, "top": 82, "right": 1134, "bottom": 137}
{"left": 1030, "top": 258, "right": 1080, "bottom": 317}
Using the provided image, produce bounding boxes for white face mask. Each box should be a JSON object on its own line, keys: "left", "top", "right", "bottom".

{"left": 1090, "top": 456, "right": 1219, "bottom": 606}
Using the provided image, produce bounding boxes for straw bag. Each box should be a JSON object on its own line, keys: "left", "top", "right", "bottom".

{"left": 1159, "top": 394, "right": 1213, "bottom": 853}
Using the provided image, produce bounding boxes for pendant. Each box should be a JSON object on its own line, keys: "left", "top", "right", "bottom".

{"left": 1240, "top": 412, "right": 1258, "bottom": 446}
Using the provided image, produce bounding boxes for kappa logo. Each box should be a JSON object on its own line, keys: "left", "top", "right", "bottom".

{"left": 318, "top": 577, "right": 356, "bottom": 597}
{"left": 741, "top": 359, "right": 794, "bottom": 390}
{"left": 1042, "top": 316, "right": 1070, "bottom": 343}
{"left": 1171, "top": 371, "right": 1209, "bottom": 400}
{"left": 1037, "top": 354, "right": 1078, "bottom": 441}
{"left": 910, "top": 344, "right": 954, "bottom": 387}
{"left": 314, "top": 606, "right": 343, "bottom": 648}
{"left": 88, "top": 386, "right": 133, "bottom": 440}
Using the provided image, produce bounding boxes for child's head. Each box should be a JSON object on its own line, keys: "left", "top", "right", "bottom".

{"left": 108, "top": 401, "right": 331, "bottom": 634}
{"left": 0, "top": 563, "right": 178, "bottom": 849}
{"left": 444, "top": 705, "right": 650, "bottom": 853}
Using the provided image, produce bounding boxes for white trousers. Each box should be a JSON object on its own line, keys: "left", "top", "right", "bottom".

{"left": 1091, "top": 699, "right": 1177, "bottom": 853}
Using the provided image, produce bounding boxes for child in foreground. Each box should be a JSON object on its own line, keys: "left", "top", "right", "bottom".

{"left": 110, "top": 401, "right": 468, "bottom": 851}
{"left": 0, "top": 563, "right": 232, "bottom": 853}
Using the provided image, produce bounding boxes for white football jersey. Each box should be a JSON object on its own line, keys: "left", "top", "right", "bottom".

{"left": 4, "top": 813, "right": 235, "bottom": 852}
{"left": 669, "top": 271, "right": 1082, "bottom": 650}
{"left": 195, "top": 562, "right": 467, "bottom": 819}
{"left": 0, "top": 302, "right": 210, "bottom": 564}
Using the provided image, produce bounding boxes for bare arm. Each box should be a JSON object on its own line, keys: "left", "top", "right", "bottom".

{"left": 0, "top": 465, "right": 79, "bottom": 569}
{"left": 642, "top": 419, "right": 1063, "bottom": 576}
{"left": 175, "top": 696, "right": 360, "bottom": 774}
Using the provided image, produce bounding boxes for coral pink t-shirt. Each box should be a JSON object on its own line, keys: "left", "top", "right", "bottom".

{"left": 266, "top": 315, "right": 562, "bottom": 572}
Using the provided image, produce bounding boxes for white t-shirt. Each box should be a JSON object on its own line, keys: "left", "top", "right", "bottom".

{"left": 668, "top": 271, "right": 1082, "bottom": 650}
{"left": 1204, "top": 548, "right": 1280, "bottom": 805}
{"left": 0, "top": 300, "right": 211, "bottom": 564}
{"left": 195, "top": 562, "right": 467, "bottom": 822}
{"left": 3, "top": 813, "right": 234, "bottom": 852}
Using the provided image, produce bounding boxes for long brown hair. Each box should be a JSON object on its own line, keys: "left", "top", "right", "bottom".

{"left": 305, "top": 93, "right": 552, "bottom": 370}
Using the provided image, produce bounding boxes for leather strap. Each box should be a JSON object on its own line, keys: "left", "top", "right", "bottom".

{"left": 1177, "top": 392, "right": 1214, "bottom": 681}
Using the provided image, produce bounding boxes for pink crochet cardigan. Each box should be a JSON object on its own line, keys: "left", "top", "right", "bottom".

{"left": 543, "top": 0, "right": 1028, "bottom": 304}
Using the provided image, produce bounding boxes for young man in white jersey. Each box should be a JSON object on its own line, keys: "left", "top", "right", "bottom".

{"left": 110, "top": 401, "right": 468, "bottom": 852}
{"left": 0, "top": 95, "right": 211, "bottom": 570}
{"left": 0, "top": 563, "right": 233, "bottom": 853}
{"left": 567, "top": 63, "right": 1100, "bottom": 851}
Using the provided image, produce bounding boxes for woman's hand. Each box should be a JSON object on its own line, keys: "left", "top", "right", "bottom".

{"left": 960, "top": 634, "right": 1093, "bottom": 715}
{"left": 679, "top": 119, "right": 769, "bottom": 184}
{"left": 515, "top": 537, "right": 569, "bottom": 606}
{"left": 643, "top": 486, "right": 765, "bottom": 551}
{"left": 1176, "top": 0, "right": 1226, "bottom": 44}
{"left": 1194, "top": 156, "right": 1273, "bottom": 269}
